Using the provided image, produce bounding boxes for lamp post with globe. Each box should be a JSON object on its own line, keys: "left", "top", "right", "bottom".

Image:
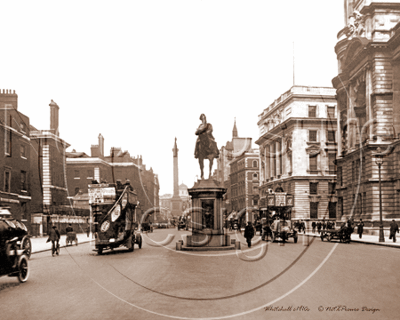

{"left": 374, "top": 147, "right": 385, "bottom": 242}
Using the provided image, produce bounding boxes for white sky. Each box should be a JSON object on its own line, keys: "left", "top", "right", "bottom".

{"left": 1, "top": 0, "right": 344, "bottom": 196}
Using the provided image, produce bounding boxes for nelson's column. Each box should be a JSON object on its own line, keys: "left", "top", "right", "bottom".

{"left": 171, "top": 138, "right": 183, "bottom": 217}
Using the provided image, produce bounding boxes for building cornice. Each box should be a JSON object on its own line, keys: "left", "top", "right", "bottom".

{"left": 31, "top": 130, "right": 71, "bottom": 148}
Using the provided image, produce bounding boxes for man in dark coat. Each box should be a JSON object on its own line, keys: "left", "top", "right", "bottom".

{"left": 317, "top": 221, "right": 322, "bottom": 234}
{"left": 244, "top": 222, "right": 255, "bottom": 248}
{"left": 389, "top": 220, "right": 399, "bottom": 242}
{"left": 357, "top": 219, "right": 364, "bottom": 239}
{"left": 312, "top": 221, "right": 316, "bottom": 233}
{"left": 300, "top": 220, "right": 306, "bottom": 234}
{"left": 66, "top": 224, "right": 73, "bottom": 233}
{"left": 48, "top": 225, "right": 60, "bottom": 256}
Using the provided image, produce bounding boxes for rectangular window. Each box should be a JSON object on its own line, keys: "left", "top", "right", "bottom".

{"left": 253, "top": 199, "right": 258, "bottom": 206}
{"left": 309, "top": 154, "right": 318, "bottom": 171}
{"left": 310, "top": 202, "right": 318, "bottom": 219}
{"left": 327, "top": 130, "right": 335, "bottom": 142}
{"left": 309, "top": 130, "right": 317, "bottom": 142}
{"left": 5, "top": 130, "right": 11, "bottom": 156}
{"left": 4, "top": 169, "right": 11, "bottom": 193}
{"left": 329, "top": 153, "right": 336, "bottom": 172}
{"left": 338, "top": 197, "right": 343, "bottom": 218}
{"left": 328, "top": 202, "right": 336, "bottom": 219}
{"left": 310, "top": 182, "right": 318, "bottom": 194}
{"left": 74, "top": 170, "right": 80, "bottom": 179}
{"left": 21, "top": 202, "right": 27, "bottom": 220}
{"left": 87, "top": 169, "right": 93, "bottom": 179}
{"left": 20, "top": 145, "right": 26, "bottom": 158}
{"left": 327, "top": 106, "right": 335, "bottom": 118}
{"left": 308, "top": 105, "right": 317, "bottom": 117}
{"left": 328, "top": 182, "right": 336, "bottom": 194}
{"left": 20, "top": 122, "right": 26, "bottom": 133}
{"left": 21, "top": 170, "right": 27, "bottom": 191}
{"left": 337, "top": 167, "right": 342, "bottom": 186}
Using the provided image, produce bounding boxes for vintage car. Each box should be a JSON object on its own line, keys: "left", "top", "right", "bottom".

{"left": 177, "top": 219, "right": 187, "bottom": 231}
{"left": 320, "top": 226, "right": 351, "bottom": 243}
{"left": 90, "top": 182, "right": 143, "bottom": 255}
{"left": 270, "top": 219, "right": 298, "bottom": 243}
{"left": 141, "top": 222, "right": 153, "bottom": 233}
{"left": 0, "top": 212, "right": 30, "bottom": 282}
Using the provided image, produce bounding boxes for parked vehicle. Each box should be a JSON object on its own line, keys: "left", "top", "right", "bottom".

{"left": 320, "top": 226, "right": 351, "bottom": 243}
{"left": 141, "top": 222, "right": 153, "bottom": 233}
{"left": 177, "top": 220, "right": 186, "bottom": 231}
{"left": 90, "top": 181, "right": 142, "bottom": 255}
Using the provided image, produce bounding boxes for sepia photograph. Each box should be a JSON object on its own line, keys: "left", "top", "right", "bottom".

{"left": 0, "top": 0, "right": 399, "bottom": 319}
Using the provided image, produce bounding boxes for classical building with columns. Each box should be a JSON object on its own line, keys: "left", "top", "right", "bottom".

{"left": 332, "top": 0, "right": 400, "bottom": 230}
{"left": 255, "top": 86, "right": 337, "bottom": 222}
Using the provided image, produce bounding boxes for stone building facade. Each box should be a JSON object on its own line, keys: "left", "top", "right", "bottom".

{"left": 66, "top": 135, "right": 160, "bottom": 221}
{"left": 332, "top": 0, "right": 400, "bottom": 230}
{"left": 255, "top": 85, "right": 337, "bottom": 222}
{"left": 229, "top": 145, "right": 260, "bottom": 222}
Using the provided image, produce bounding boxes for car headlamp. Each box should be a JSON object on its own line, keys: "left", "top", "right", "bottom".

{"left": 100, "top": 220, "right": 110, "bottom": 232}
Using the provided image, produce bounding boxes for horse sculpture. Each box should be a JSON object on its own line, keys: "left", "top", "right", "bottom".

{"left": 195, "top": 114, "right": 219, "bottom": 179}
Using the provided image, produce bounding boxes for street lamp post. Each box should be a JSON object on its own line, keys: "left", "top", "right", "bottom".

{"left": 375, "top": 147, "right": 385, "bottom": 242}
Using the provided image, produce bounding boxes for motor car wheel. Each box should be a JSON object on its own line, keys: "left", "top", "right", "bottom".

{"left": 20, "top": 236, "right": 32, "bottom": 259}
{"left": 98, "top": 247, "right": 103, "bottom": 255}
{"left": 327, "top": 234, "right": 332, "bottom": 242}
{"left": 138, "top": 235, "right": 142, "bottom": 249}
{"left": 294, "top": 235, "right": 298, "bottom": 243}
{"left": 17, "top": 255, "right": 29, "bottom": 283}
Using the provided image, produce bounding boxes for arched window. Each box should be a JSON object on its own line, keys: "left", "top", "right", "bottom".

{"left": 253, "top": 160, "right": 258, "bottom": 168}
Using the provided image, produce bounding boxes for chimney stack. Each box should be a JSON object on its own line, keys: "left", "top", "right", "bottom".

{"left": 49, "top": 99, "right": 59, "bottom": 136}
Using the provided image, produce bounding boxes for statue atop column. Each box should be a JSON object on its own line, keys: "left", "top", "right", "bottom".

{"left": 194, "top": 114, "right": 219, "bottom": 179}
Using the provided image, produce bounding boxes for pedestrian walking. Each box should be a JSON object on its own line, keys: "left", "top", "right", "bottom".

{"left": 312, "top": 221, "right": 316, "bottom": 233}
{"left": 244, "top": 221, "right": 255, "bottom": 248}
{"left": 322, "top": 219, "right": 327, "bottom": 231}
{"left": 317, "top": 221, "right": 321, "bottom": 234}
{"left": 48, "top": 225, "right": 60, "bottom": 256}
{"left": 300, "top": 220, "right": 306, "bottom": 234}
{"left": 357, "top": 219, "right": 364, "bottom": 239}
{"left": 389, "top": 220, "right": 399, "bottom": 242}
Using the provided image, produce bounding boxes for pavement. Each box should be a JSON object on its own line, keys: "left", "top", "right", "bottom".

{"left": 30, "top": 232, "right": 94, "bottom": 254}
{"left": 30, "top": 228, "right": 400, "bottom": 254}
{"left": 225, "top": 228, "right": 400, "bottom": 248}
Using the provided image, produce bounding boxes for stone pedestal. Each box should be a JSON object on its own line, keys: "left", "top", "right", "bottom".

{"left": 181, "top": 179, "right": 234, "bottom": 251}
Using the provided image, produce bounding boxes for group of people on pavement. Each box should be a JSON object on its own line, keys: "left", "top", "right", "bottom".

{"left": 311, "top": 220, "right": 335, "bottom": 234}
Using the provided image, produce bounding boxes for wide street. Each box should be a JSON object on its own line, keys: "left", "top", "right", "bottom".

{"left": 0, "top": 228, "right": 398, "bottom": 320}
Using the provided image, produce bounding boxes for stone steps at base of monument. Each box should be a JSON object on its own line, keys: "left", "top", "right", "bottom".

{"left": 181, "top": 245, "right": 235, "bottom": 251}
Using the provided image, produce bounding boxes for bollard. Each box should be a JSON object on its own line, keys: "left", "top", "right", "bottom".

{"left": 176, "top": 240, "right": 183, "bottom": 250}
{"left": 235, "top": 240, "right": 241, "bottom": 250}
{"left": 302, "top": 233, "right": 309, "bottom": 246}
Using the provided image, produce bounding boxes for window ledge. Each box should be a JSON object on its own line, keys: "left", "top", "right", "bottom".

{"left": 74, "top": 177, "right": 80, "bottom": 180}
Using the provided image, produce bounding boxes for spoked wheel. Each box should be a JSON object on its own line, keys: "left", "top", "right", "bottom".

{"left": 17, "top": 255, "right": 29, "bottom": 283}
{"left": 20, "top": 236, "right": 32, "bottom": 259}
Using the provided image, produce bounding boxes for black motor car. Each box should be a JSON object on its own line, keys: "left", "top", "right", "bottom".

{"left": 141, "top": 222, "right": 153, "bottom": 233}
{"left": 0, "top": 210, "right": 30, "bottom": 282}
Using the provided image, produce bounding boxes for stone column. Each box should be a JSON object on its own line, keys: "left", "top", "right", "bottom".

{"left": 276, "top": 141, "right": 281, "bottom": 176}
{"left": 366, "top": 66, "right": 373, "bottom": 141}
{"left": 265, "top": 145, "right": 270, "bottom": 180}
{"left": 391, "top": 60, "right": 400, "bottom": 138}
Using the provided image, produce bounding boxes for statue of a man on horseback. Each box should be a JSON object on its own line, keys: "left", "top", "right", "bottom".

{"left": 195, "top": 114, "right": 219, "bottom": 179}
